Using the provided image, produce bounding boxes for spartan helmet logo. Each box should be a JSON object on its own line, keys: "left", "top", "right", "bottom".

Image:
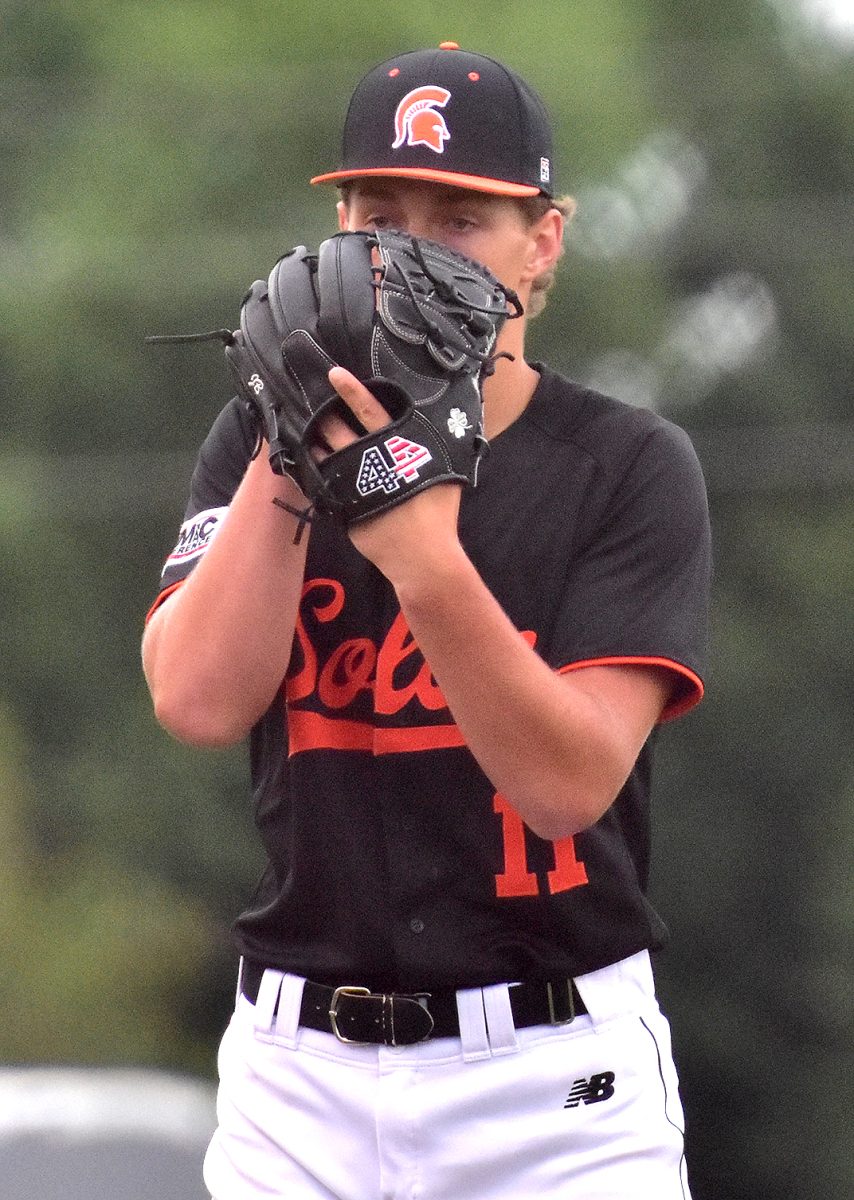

{"left": 392, "top": 86, "right": 452, "bottom": 154}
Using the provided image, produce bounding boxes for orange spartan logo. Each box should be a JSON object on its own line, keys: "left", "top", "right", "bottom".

{"left": 392, "top": 86, "right": 452, "bottom": 153}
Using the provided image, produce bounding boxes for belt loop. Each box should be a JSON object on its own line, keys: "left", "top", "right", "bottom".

{"left": 252, "top": 969, "right": 284, "bottom": 1036}
{"left": 482, "top": 984, "right": 518, "bottom": 1054}
{"left": 455, "top": 987, "right": 490, "bottom": 1061}
{"left": 272, "top": 974, "right": 305, "bottom": 1046}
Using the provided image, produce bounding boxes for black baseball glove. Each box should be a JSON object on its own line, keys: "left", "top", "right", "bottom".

{"left": 220, "top": 229, "right": 522, "bottom": 525}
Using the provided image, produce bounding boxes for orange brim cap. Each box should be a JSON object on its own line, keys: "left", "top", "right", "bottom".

{"left": 310, "top": 45, "right": 555, "bottom": 200}
{"left": 310, "top": 166, "right": 542, "bottom": 197}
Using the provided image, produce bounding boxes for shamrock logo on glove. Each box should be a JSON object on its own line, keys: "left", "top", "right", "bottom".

{"left": 447, "top": 408, "right": 472, "bottom": 438}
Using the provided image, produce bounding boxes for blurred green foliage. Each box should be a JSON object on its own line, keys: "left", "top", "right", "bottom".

{"left": 1, "top": 2, "right": 851, "bottom": 1198}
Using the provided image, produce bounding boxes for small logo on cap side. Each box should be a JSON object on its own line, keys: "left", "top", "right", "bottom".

{"left": 392, "top": 86, "right": 451, "bottom": 154}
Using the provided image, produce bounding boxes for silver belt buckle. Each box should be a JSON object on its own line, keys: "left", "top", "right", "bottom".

{"left": 328, "top": 986, "right": 372, "bottom": 1043}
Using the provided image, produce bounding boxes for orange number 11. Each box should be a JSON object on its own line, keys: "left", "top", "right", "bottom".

{"left": 493, "top": 793, "right": 589, "bottom": 898}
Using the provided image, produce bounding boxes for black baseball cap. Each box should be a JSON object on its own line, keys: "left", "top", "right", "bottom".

{"left": 310, "top": 42, "right": 555, "bottom": 198}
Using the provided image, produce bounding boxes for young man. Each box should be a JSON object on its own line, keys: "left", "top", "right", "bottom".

{"left": 143, "top": 44, "right": 710, "bottom": 1200}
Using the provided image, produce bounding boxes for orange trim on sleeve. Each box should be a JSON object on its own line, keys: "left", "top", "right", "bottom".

{"left": 558, "top": 656, "right": 705, "bottom": 723}
{"left": 145, "top": 579, "right": 186, "bottom": 625}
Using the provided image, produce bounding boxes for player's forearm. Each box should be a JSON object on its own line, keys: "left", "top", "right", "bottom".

{"left": 142, "top": 456, "right": 308, "bottom": 746}
{"left": 392, "top": 545, "right": 640, "bottom": 841}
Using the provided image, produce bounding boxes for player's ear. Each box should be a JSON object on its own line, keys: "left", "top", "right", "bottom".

{"left": 336, "top": 198, "right": 349, "bottom": 232}
{"left": 521, "top": 207, "right": 564, "bottom": 283}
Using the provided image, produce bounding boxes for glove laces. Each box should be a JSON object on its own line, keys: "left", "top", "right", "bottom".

{"left": 378, "top": 236, "right": 524, "bottom": 370}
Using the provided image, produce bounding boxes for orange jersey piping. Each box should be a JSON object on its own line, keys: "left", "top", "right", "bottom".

{"left": 557, "top": 656, "right": 704, "bottom": 722}
{"left": 145, "top": 579, "right": 185, "bottom": 625}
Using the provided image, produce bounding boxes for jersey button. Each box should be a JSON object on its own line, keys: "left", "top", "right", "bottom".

{"left": 409, "top": 917, "right": 425, "bottom": 934}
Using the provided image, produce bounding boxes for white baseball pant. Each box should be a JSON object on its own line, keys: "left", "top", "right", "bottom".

{"left": 203, "top": 950, "right": 692, "bottom": 1199}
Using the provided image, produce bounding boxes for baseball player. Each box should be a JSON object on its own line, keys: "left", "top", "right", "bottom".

{"left": 143, "top": 43, "right": 710, "bottom": 1200}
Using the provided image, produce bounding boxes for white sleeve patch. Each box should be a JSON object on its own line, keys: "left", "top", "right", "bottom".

{"left": 162, "top": 506, "right": 229, "bottom": 574}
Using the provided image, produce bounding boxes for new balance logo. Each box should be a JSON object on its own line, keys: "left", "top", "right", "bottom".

{"left": 563, "top": 1072, "right": 616, "bottom": 1108}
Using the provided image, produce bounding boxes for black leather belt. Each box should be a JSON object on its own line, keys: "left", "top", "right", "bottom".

{"left": 241, "top": 960, "right": 587, "bottom": 1046}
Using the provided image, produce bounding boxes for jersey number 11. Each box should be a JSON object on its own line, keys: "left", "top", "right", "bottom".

{"left": 493, "top": 793, "right": 589, "bottom": 898}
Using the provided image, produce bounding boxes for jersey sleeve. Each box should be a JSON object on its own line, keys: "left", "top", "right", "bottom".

{"left": 146, "top": 398, "right": 255, "bottom": 619}
{"left": 552, "top": 417, "right": 711, "bottom": 721}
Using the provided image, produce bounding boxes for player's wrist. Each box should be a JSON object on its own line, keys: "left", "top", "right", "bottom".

{"left": 347, "top": 481, "right": 464, "bottom": 581}
{"left": 385, "top": 529, "right": 471, "bottom": 602}
{"left": 247, "top": 450, "right": 305, "bottom": 498}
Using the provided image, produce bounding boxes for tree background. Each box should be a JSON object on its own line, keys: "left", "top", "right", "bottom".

{"left": 1, "top": 2, "right": 851, "bottom": 1196}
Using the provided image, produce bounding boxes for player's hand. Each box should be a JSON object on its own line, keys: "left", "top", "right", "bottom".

{"left": 318, "top": 367, "right": 463, "bottom": 581}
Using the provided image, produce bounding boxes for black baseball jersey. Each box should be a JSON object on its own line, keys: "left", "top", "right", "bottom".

{"left": 150, "top": 365, "right": 710, "bottom": 991}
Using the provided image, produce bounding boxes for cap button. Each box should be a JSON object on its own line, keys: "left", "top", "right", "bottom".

{"left": 438, "top": 41, "right": 460, "bottom": 50}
